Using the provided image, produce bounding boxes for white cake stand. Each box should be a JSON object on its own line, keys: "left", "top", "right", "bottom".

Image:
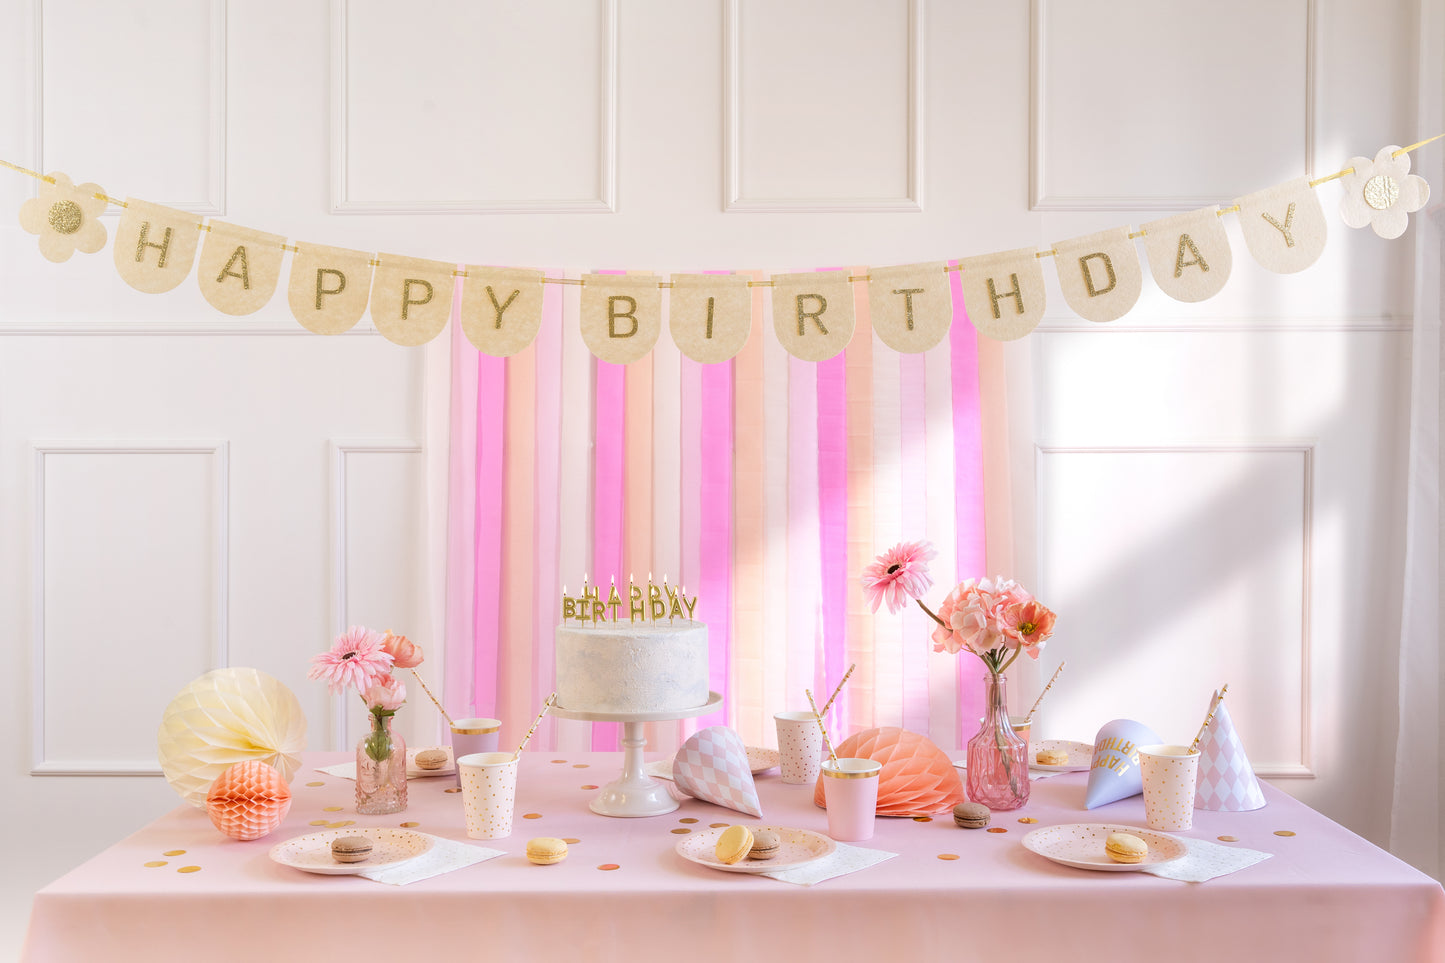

{"left": 549, "top": 691, "right": 723, "bottom": 817}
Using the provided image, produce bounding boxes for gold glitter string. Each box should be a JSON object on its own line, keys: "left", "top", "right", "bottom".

{"left": 0, "top": 132, "right": 1437, "bottom": 279}
{"left": 1188, "top": 683, "right": 1229, "bottom": 754}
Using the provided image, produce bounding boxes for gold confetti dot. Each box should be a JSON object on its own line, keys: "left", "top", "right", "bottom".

{"left": 912, "top": 816, "right": 933, "bottom": 823}
{"left": 143, "top": 861, "right": 167, "bottom": 868}
{"left": 322, "top": 806, "right": 343, "bottom": 812}
{"left": 581, "top": 785, "right": 599, "bottom": 790}
{"left": 709, "top": 823, "right": 729, "bottom": 829}
{"left": 679, "top": 818, "right": 699, "bottom": 824}
{"left": 1018, "top": 817, "right": 1039, "bottom": 824}
{"left": 177, "top": 866, "right": 202, "bottom": 874}
{"left": 597, "top": 863, "right": 620, "bottom": 871}
{"left": 573, "top": 764, "right": 589, "bottom": 769}
{"left": 563, "top": 837, "right": 581, "bottom": 844}
{"left": 986, "top": 827, "right": 1008, "bottom": 834}
{"left": 671, "top": 828, "right": 691, "bottom": 834}
{"left": 937, "top": 853, "right": 959, "bottom": 860}
{"left": 444, "top": 787, "right": 462, "bottom": 794}
{"left": 1274, "top": 830, "right": 1296, "bottom": 837}
{"left": 400, "top": 822, "right": 420, "bottom": 828}
{"left": 551, "top": 759, "right": 567, "bottom": 764}
{"left": 163, "top": 850, "right": 186, "bottom": 857}
{"left": 309, "top": 820, "right": 329, "bottom": 826}
{"left": 1217, "top": 835, "right": 1239, "bottom": 842}
{"left": 523, "top": 813, "right": 543, "bottom": 820}
{"left": 305, "top": 781, "right": 325, "bottom": 787}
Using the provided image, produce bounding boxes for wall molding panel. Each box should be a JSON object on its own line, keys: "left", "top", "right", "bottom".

{"left": 328, "top": 0, "right": 619, "bottom": 215}
{"left": 1034, "top": 442, "right": 1315, "bottom": 778}
{"left": 723, "top": 0, "right": 924, "bottom": 213}
{"left": 30, "top": 441, "right": 230, "bottom": 775}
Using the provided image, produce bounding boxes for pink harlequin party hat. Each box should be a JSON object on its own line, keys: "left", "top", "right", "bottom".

{"left": 1194, "top": 690, "right": 1266, "bottom": 812}
{"left": 672, "top": 726, "right": 763, "bottom": 818}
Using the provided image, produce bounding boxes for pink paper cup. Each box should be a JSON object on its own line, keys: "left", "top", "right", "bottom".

{"left": 458, "top": 751, "right": 519, "bottom": 840}
{"left": 449, "top": 718, "right": 501, "bottom": 786}
{"left": 821, "top": 758, "right": 882, "bottom": 841}
{"left": 1138, "top": 744, "right": 1201, "bottom": 831}
{"left": 775, "top": 712, "right": 825, "bottom": 785}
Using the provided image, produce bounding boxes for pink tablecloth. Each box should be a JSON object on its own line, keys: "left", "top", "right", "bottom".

{"left": 23, "top": 752, "right": 1445, "bottom": 963}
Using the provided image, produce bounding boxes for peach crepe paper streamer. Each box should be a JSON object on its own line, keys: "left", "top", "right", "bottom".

{"left": 812, "top": 727, "right": 966, "bottom": 816}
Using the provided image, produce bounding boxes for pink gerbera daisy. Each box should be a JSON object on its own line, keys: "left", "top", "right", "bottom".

{"left": 308, "top": 626, "right": 394, "bottom": 694}
{"left": 861, "top": 540, "right": 937, "bottom": 614}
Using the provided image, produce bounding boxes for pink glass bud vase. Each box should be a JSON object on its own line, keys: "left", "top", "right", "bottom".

{"left": 356, "top": 711, "right": 407, "bottom": 814}
{"left": 966, "top": 672, "right": 1029, "bottom": 810}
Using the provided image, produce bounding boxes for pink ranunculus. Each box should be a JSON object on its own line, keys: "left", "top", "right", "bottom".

{"left": 307, "top": 626, "right": 394, "bottom": 694}
{"left": 380, "top": 631, "right": 424, "bottom": 669}
{"left": 364, "top": 677, "right": 407, "bottom": 712}
{"left": 861, "top": 540, "right": 937, "bottom": 614}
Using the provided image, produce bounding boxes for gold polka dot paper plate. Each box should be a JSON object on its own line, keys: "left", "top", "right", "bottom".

{"left": 1021, "top": 823, "right": 1186, "bottom": 872}
{"left": 268, "top": 828, "right": 433, "bottom": 876}
{"left": 675, "top": 825, "right": 835, "bottom": 874}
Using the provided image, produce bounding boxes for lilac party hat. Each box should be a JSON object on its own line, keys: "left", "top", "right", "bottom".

{"left": 1084, "top": 718, "right": 1160, "bottom": 809}
{"left": 672, "top": 725, "right": 763, "bottom": 818}
{"left": 1194, "top": 692, "right": 1266, "bottom": 811}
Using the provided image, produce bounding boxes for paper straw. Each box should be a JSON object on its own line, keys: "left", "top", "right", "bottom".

{"left": 805, "top": 689, "right": 839, "bottom": 769}
{"left": 409, "top": 669, "right": 454, "bottom": 727}
{"left": 1023, "top": 661, "right": 1065, "bottom": 724}
{"left": 818, "top": 662, "right": 857, "bottom": 719}
{"left": 1188, "top": 684, "right": 1229, "bottom": 754}
{"left": 514, "top": 692, "right": 557, "bottom": 759}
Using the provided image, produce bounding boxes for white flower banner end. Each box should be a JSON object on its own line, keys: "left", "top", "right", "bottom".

{"left": 1339, "top": 145, "right": 1431, "bottom": 240}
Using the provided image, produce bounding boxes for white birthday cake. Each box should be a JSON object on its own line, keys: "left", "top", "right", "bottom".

{"left": 554, "top": 621, "right": 709, "bottom": 714}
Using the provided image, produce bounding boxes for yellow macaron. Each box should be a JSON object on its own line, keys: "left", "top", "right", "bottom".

{"left": 525, "top": 837, "right": 569, "bottom": 865}
{"left": 1104, "top": 831, "right": 1149, "bottom": 864}
{"left": 715, "top": 825, "right": 754, "bottom": 865}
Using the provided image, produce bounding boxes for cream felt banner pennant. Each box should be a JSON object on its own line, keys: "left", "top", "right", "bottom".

{"left": 198, "top": 222, "right": 286, "bottom": 316}
{"left": 1053, "top": 228, "right": 1143, "bottom": 324}
{"left": 959, "top": 248, "right": 1046, "bottom": 341}
{"left": 17, "top": 172, "right": 108, "bottom": 263}
{"left": 1234, "top": 177, "right": 1327, "bottom": 275}
{"left": 1142, "top": 206, "right": 1232, "bottom": 303}
{"left": 669, "top": 273, "right": 752, "bottom": 364}
{"left": 113, "top": 198, "right": 200, "bottom": 294}
{"left": 867, "top": 262, "right": 952, "bottom": 353}
{"left": 581, "top": 274, "right": 663, "bottom": 364}
{"left": 371, "top": 254, "right": 456, "bottom": 347}
{"left": 287, "top": 242, "right": 374, "bottom": 335}
{"left": 771, "top": 270, "right": 856, "bottom": 362}
{"left": 460, "top": 266, "right": 546, "bottom": 356}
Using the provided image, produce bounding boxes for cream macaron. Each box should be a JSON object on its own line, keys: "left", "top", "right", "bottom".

{"left": 525, "top": 837, "right": 569, "bottom": 865}
{"left": 1104, "top": 831, "right": 1149, "bottom": 864}
{"left": 715, "top": 825, "right": 754, "bottom": 865}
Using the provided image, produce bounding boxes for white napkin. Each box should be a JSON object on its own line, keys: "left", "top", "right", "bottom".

{"left": 1140, "top": 835, "right": 1271, "bottom": 883}
{"left": 315, "top": 746, "right": 457, "bottom": 781}
{"left": 361, "top": 834, "right": 505, "bottom": 886}
{"left": 761, "top": 842, "right": 897, "bottom": 886}
{"left": 643, "top": 760, "right": 675, "bottom": 781}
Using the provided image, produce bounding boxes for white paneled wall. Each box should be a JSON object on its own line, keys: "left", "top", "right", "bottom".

{"left": 0, "top": 0, "right": 1429, "bottom": 958}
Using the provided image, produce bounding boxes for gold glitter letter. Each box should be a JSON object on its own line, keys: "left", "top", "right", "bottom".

{"left": 986, "top": 273, "right": 1025, "bottom": 319}
{"left": 135, "top": 221, "right": 173, "bottom": 268}
{"left": 1079, "top": 253, "right": 1116, "bottom": 298}
{"left": 795, "top": 294, "right": 829, "bottom": 336}
{"left": 608, "top": 295, "right": 638, "bottom": 338}
{"left": 314, "top": 268, "right": 347, "bottom": 311}
{"left": 1174, "top": 234, "right": 1210, "bottom": 277}
{"left": 704, "top": 296, "right": 715, "bottom": 339}
{"left": 891, "top": 288, "right": 925, "bottom": 330}
{"left": 216, "top": 245, "right": 252, "bottom": 289}
{"left": 1260, "top": 202, "right": 1297, "bottom": 249}
{"left": 401, "top": 278, "right": 434, "bottom": 321}
{"left": 486, "top": 285, "right": 521, "bottom": 329}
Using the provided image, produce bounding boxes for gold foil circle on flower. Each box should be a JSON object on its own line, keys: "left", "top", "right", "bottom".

{"left": 17, "top": 171, "right": 109, "bottom": 263}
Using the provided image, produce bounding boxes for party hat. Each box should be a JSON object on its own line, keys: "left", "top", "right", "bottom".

{"left": 1194, "top": 691, "right": 1266, "bottom": 811}
{"left": 672, "top": 726, "right": 763, "bottom": 818}
{"left": 1084, "top": 718, "right": 1160, "bottom": 809}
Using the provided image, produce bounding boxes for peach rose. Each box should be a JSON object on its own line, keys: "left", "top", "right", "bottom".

{"left": 380, "top": 631, "right": 424, "bottom": 669}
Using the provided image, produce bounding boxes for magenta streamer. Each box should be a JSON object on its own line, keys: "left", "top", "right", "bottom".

{"left": 530, "top": 274, "right": 564, "bottom": 750}
{"left": 473, "top": 352, "right": 506, "bottom": 720}
{"left": 698, "top": 358, "right": 734, "bottom": 729}
{"left": 949, "top": 263, "right": 987, "bottom": 737}
{"left": 591, "top": 358, "right": 626, "bottom": 750}
{"left": 815, "top": 351, "right": 848, "bottom": 708}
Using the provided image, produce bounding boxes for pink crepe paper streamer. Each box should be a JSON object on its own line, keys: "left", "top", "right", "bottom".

{"left": 473, "top": 344, "right": 506, "bottom": 721}
{"left": 698, "top": 355, "right": 734, "bottom": 729}
{"left": 444, "top": 288, "right": 479, "bottom": 717}
{"left": 590, "top": 357, "right": 626, "bottom": 750}
{"left": 949, "top": 261, "right": 987, "bottom": 736}
{"left": 499, "top": 339, "right": 537, "bottom": 746}
{"left": 897, "top": 349, "right": 931, "bottom": 736}
{"left": 528, "top": 275, "right": 563, "bottom": 750}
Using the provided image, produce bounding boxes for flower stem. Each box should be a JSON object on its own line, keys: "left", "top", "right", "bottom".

{"left": 916, "top": 599, "right": 949, "bottom": 630}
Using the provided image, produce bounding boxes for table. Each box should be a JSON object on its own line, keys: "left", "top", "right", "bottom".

{"left": 22, "top": 752, "right": 1445, "bottom": 963}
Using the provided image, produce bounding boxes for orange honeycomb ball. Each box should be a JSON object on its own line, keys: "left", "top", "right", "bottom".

{"left": 813, "top": 727, "right": 965, "bottom": 816}
{"left": 205, "top": 760, "right": 292, "bottom": 840}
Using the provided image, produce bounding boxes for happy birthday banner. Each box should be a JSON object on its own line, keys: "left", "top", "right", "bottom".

{"left": 5, "top": 136, "right": 1438, "bottom": 362}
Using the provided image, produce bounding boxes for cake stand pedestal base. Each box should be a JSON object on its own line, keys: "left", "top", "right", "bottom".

{"left": 550, "top": 691, "right": 723, "bottom": 818}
